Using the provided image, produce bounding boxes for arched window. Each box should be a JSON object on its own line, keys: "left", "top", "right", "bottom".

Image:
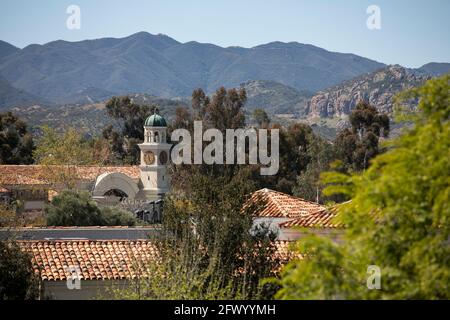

{"left": 104, "top": 189, "right": 128, "bottom": 201}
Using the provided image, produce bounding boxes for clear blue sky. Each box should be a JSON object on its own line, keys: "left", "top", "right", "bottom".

{"left": 0, "top": 0, "right": 449, "bottom": 68}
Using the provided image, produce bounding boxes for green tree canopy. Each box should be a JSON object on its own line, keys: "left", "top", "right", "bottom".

{"left": 0, "top": 240, "right": 39, "bottom": 300}
{"left": 0, "top": 112, "right": 34, "bottom": 164}
{"left": 46, "top": 190, "right": 138, "bottom": 226}
{"left": 103, "top": 96, "right": 156, "bottom": 164}
{"left": 272, "top": 123, "right": 316, "bottom": 194}
{"left": 33, "top": 126, "right": 99, "bottom": 188}
{"left": 274, "top": 75, "right": 450, "bottom": 299}
{"left": 252, "top": 108, "right": 271, "bottom": 127}
{"left": 192, "top": 87, "right": 246, "bottom": 131}
{"left": 34, "top": 126, "right": 95, "bottom": 166}
{"left": 335, "top": 101, "right": 389, "bottom": 172}
{"left": 113, "top": 168, "right": 279, "bottom": 300}
{"left": 169, "top": 87, "right": 249, "bottom": 192}
{"left": 293, "top": 134, "right": 336, "bottom": 203}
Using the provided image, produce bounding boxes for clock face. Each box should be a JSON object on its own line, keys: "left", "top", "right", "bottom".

{"left": 144, "top": 151, "right": 155, "bottom": 165}
{"left": 159, "top": 151, "right": 168, "bottom": 165}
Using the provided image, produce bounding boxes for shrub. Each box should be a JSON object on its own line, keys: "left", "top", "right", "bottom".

{"left": 0, "top": 240, "right": 39, "bottom": 300}
{"left": 100, "top": 207, "right": 138, "bottom": 226}
{"left": 46, "top": 190, "right": 138, "bottom": 226}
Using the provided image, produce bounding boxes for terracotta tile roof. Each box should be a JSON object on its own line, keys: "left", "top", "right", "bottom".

{"left": 13, "top": 226, "right": 159, "bottom": 230}
{"left": 247, "top": 188, "right": 325, "bottom": 218}
{"left": 18, "top": 239, "right": 298, "bottom": 281}
{"left": 279, "top": 206, "right": 344, "bottom": 229}
{"left": 19, "top": 240, "right": 158, "bottom": 281}
{"left": 0, "top": 165, "right": 140, "bottom": 186}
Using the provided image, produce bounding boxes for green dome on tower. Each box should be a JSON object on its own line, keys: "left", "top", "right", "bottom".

{"left": 144, "top": 112, "right": 167, "bottom": 127}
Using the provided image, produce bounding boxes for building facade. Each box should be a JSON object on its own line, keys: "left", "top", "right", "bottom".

{"left": 0, "top": 112, "right": 172, "bottom": 212}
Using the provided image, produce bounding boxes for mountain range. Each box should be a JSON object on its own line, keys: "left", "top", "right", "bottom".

{"left": 1, "top": 32, "right": 449, "bottom": 138}
{"left": 0, "top": 32, "right": 386, "bottom": 106}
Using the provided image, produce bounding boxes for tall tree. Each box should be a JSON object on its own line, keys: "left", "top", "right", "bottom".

{"left": 252, "top": 108, "right": 271, "bottom": 128}
{"left": 33, "top": 126, "right": 98, "bottom": 188}
{"left": 113, "top": 168, "right": 279, "bottom": 299}
{"left": 34, "top": 126, "right": 95, "bottom": 166}
{"left": 191, "top": 87, "right": 247, "bottom": 131}
{"left": 335, "top": 101, "right": 389, "bottom": 171}
{"left": 293, "top": 135, "right": 336, "bottom": 202}
{"left": 105, "top": 96, "right": 153, "bottom": 139}
{"left": 273, "top": 123, "right": 314, "bottom": 194}
{"left": 0, "top": 112, "right": 34, "bottom": 164}
{"left": 170, "top": 87, "right": 248, "bottom": 192}
{"left": 103, "top": 96, "right": 155, "bottom": 164}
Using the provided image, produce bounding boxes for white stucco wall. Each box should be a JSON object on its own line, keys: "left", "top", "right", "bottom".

{"left": 93, "top": 172, "right": 139, "bottom": 200}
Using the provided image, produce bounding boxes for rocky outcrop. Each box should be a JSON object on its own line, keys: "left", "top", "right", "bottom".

{"left": 306, "top": 65, "right": 430, "bottom": 118}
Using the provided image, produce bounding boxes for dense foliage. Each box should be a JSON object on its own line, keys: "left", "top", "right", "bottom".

{"left": 46, "top": 190, "right": 138, "bottom": 226}
{"left": 0, "top": 111, "right": 34, "bottom": 164}
{"left": 274, "top": 76, "right": 450, "bottom": 299}
{"left": 334, "top": 101, "right": 389, "bottom": 172}
{"left": 34, "top": 126, "right": 96, "bottom": 166}
{"left": 112, "top": 169, "right": 280, "bottom": 300}
{"left": 252, "top": 108, "right": 271, "bottom": 127}
{"left": 102, "top": 96, "right": 155, "bottom": 164}
{"left": 0, "top": 240, "right": 39, "bottom": 300}
{"left": 293, "top": 134, "right": 336, "bottom": 203}
{"left": 33, "top": 126, "right": 104, "bottom": 188}
{"left": 170, "top": 87, "right": 337, "bottom": 199}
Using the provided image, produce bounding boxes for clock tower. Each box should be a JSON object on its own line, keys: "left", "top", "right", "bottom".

{"left": 138, "top": 111, "right": 171, "bottom": 200}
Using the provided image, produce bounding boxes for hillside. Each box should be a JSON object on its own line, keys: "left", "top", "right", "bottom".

{"left": 12, "top": 94, "right": 188, "bottom": 136}
{"left": 241, "top": 80, "right": 312, "bottom": 116}
{"left": 415, "top": 62, "right": 450, "bottom": 77}
{"left": 0, "top": 32, "right": 385, "bottom": 103}
{"left": 0, "top": 78, "right": 48, "bottom": 109}
{"left": 6, "top": 66, "right": 439, "bottom": 139}
{"left": 0, "top": 40, "right": 19, "bottom": 59}
{"left": 305, "top": 65, "right": 430, "bottom": 118}
{"left": 54, "top": 87, "right": 115, "bottom": 105}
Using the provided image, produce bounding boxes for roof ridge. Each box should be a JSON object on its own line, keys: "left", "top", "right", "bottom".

{"left": 265, "top": 189, "right": 291, "bottom": 217}
{"left": 18, "top": 239, "right": 153, "bottom": 243}
{"left": 0, "top": 164, "right": 139, "bottom": 167}
{"left": 5, "top": 225, "right": 160, "bottom": 229}
{"left": 260, "top": 188, "right": 323, "bottom": 206}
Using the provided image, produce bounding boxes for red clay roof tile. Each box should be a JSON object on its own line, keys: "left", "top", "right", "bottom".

{"left": 0, "top": 165, "right": 139, "bottom": 186}
{"left": 248, "top": 188, "right": 325, "bottom": 218}
{"left": 279, "top": 206, "right": 344, "bottom": 229}
{"left": 19, "top": 240, "right": 158, "bottom": 281}
{"left": 18, "top": 239, "right": 297, "bottom": 281}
